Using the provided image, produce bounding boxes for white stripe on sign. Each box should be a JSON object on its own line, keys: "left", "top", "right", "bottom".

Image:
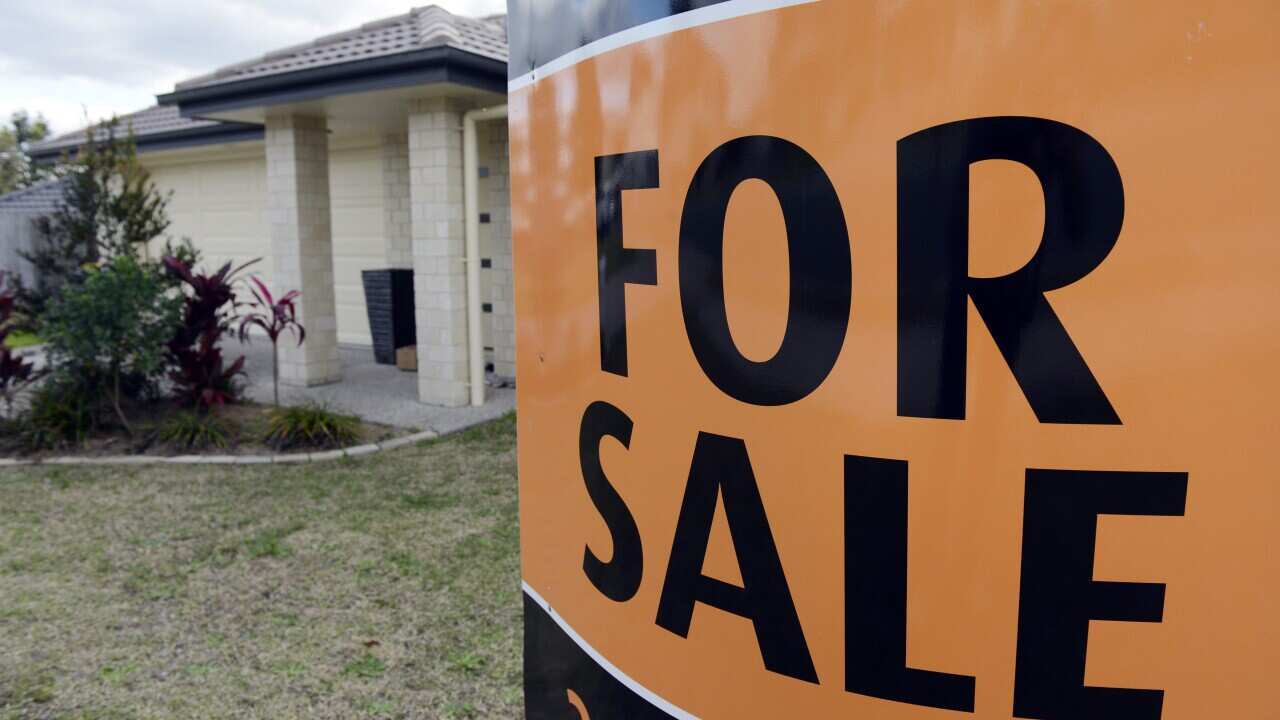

{"left": 522, "top": 581, "right": 701, "bottom": 720}
{"left": 507, "top": 0, "right": 821, "bottom": 93}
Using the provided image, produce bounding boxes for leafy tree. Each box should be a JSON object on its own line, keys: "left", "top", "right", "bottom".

{"left": 19, "top": 118, "right": 172, "bottom": 319}
{"left": 0, "top": 110, "right": 51, "bottom": 195}
{"left": 40, "top": 253, "right": 182, "bottom": 435}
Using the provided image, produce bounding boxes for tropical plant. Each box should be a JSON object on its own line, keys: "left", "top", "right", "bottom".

{"left": 164, "top": 255, "right": 259, "bottom": 411}
{"left": 19, "top": 118, "right": 171, "bottom": 320}
{"left": 262, "top": 403, "right": 359, "bottom": 451}
{"left": 238, "top": 277, "right": 305, "bottom": 407}
{"left": 0, "top": 271, "right": 41, "bottom": 416}
{"left": 40, "top": 253, "right": 182, "bottom": 435}
{"left": 15, "top": 376, "right": 99, "bottom": 451}
{"left": 158, "top": 410, "right": 231, "bottom": 450}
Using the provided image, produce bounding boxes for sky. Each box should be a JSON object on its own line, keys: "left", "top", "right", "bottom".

{"left": 0, "top": 0, "right": 508, "bottom": 138}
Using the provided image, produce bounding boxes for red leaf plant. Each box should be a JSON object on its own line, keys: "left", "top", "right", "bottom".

{"left": 237, "top": 276, "right": 305, "bottom": 407}
{"left": 163, "top": 255, "right": 260, "bottom": 411}
{"left": 0, "top": 271, "right": 42, "bottom": 416}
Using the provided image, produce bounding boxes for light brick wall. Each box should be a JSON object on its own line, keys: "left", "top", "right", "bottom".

{"left": 484, "top": 121, "right": 514, "bottom": 379}
{"left": 265, "top": 114, "right": 341, "bottom": 386}
{"left": 380, "top": 134, "right": 413, "bottom": 269}
{"left": 408, "top": 97, "right": 470, "bottom": 406}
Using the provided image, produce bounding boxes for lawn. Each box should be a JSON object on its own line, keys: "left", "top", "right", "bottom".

{"left": 0, "top": 415, "right": 521, "bottom": 720}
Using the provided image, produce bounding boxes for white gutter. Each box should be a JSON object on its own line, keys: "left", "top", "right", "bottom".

{"left": 462, "top": 104, "right": 508, "bottom": 407}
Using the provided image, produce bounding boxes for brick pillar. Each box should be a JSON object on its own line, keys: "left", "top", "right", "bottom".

{"left": 408, "top": 98, "right": 469, "bottom": 406}
{"left": 381, "top": 134, "right": 412, "bottom": 269}
{"left": 265, "top": 114, "right": 341, "bottom": 386}
{"left": 485, "top": 121, "right": 515, "bottom": 380}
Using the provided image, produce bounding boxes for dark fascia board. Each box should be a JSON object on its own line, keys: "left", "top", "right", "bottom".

{"left": 158, "top": 46, "right": 508, "bottom": 117}
{"left": 28, "top": 122, "right": 265, "bottom": 163}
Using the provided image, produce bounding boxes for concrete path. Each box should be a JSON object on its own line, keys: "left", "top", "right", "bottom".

{"left": 234, "top": 341, "right": 515, "bottom": 433}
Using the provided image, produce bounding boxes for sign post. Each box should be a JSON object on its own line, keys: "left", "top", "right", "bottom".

{"left": 508, "top": 2, "right": 1280, "bottom": 717}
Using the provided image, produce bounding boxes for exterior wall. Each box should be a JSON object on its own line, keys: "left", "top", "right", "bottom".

{"left": 145, "top": 140, "right": 385, "bottom": 347}
{"left": 0, "top": 211, "right": 41, "bottom": 287}
{"left": 478, "top": 120, "right": 514, "bottom": 379}
{"left": 381, "top": 135, "right": 413, "bottom": 269}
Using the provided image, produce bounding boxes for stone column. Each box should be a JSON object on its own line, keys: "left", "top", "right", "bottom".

{"left": 265, "top": 114, "right": 341, "bottom": 386}
{"left": 485, "top": 121, "right": 515, "bottom": 380}
{"left": 407, "top": 98, "right": 469, "bottom": 406}
{"left": 381, "top": 134, "right": 413, "bottom": 269}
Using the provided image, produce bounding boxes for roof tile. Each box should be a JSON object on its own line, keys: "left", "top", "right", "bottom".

{"left": 176, "top": 5, "right": 507, "bottom": 90}
{"left": 29, "top": 6, "right": 507, "bottom": 156}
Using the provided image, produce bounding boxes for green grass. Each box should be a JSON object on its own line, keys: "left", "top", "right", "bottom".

{"left": 0, "top": 413, "right": 521, "bottom": 719}
{"left": 2, "top": 331, "right": 40, "bottom": 349}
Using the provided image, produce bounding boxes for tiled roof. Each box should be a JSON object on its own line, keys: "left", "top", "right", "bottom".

{"left": 29, "top": 105, "right": 222, "bottom": 157}
{"left": 0, "top": 178, "right": 66, "bottom": 214}
{"left": 176, "top": 5, "right": 508, "bottom": 91}
{"left": 30, "top": 7, "right": 508, "bottom": 159}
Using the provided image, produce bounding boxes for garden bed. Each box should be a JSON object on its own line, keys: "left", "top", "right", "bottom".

{"left": 0, "top": 399, "right": 412, "bottom": 461}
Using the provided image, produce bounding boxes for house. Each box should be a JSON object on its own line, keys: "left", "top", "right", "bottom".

{"left": 0, "top": 178, "right": 66, "bottom": 288}
{"left": 23, "top": 6, "right": 513, "bottom": 408}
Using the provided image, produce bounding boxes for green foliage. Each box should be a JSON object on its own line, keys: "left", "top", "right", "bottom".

{"left": 244, "top": 522, "right": 304, "bottom": 559}
{"left": 40, "top": 253, "right": 182, "bottom": 433}
{"left": 20, "top": 119, "right": 172, "bottom": 319}
{"left": 14, "top": 377, "right": 101, "bottom": 451}
{"left": 0, "top": 110, "right": 51, "bottom": 195}
{"left": 262, "top": 403, "right": 360, "bottom": 450}
{"left": 157, "top": 411, "right": 230, "bottom": 450}
{"left": 341, "top": 654, "right": 387, "bottom": 679}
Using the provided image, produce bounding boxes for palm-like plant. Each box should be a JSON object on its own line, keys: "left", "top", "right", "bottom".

{"left": 238, "top": 277, "right": 305, "bottom": 407}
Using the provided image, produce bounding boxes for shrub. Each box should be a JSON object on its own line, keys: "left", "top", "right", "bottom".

{"left": 163, "top": 255, "right": 259, "bottom": 410}
{"left": 16, "top": 376, "right": 100, "bottom": 451}
{"left": 40, "top": 253, "right": 182, "bottom": 435}
{"left": 158, "top": 411, "right": 230, "bottom": 450}
{"left": 238, "top": 277, "right": 304, "bottom": 407}
{"left": 263, "top": 403, "right": 359, "bottom": 451}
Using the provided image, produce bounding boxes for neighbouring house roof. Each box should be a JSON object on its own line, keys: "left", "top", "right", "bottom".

{"left": 30, "top": 5, "right": 508, "bottom": 161}
{"left": 159, "top": 5, "right": 508, "bottom": 115}
{"left": 28, "top": 105, "right": 264, "bottom": 161}
{"left": 0, "top": 178, "right": 66, "bottom": 215}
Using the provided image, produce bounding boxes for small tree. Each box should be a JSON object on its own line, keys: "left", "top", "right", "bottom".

{"left": 238, "top": 277, "right": 304, "bottom": 407}
{"left": 40, "top": 254, "right": 182, "bottom": 434}
{"left": 20, "top": 118, "right": 171, "bottom": 319}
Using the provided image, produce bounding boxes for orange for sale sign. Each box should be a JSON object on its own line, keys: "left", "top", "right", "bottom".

{"left": 506, "top": 1, "right": 1280, "bottom": 717}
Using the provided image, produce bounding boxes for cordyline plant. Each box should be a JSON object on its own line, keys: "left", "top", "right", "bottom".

{"left": 163, "top": 255, "right": 260, "bottom": 411}
{"left": 0, "top": 271, "right": 41, "bottom": 416}
{"left": 238, "top": 277, "right": 305, "bottom": 407}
